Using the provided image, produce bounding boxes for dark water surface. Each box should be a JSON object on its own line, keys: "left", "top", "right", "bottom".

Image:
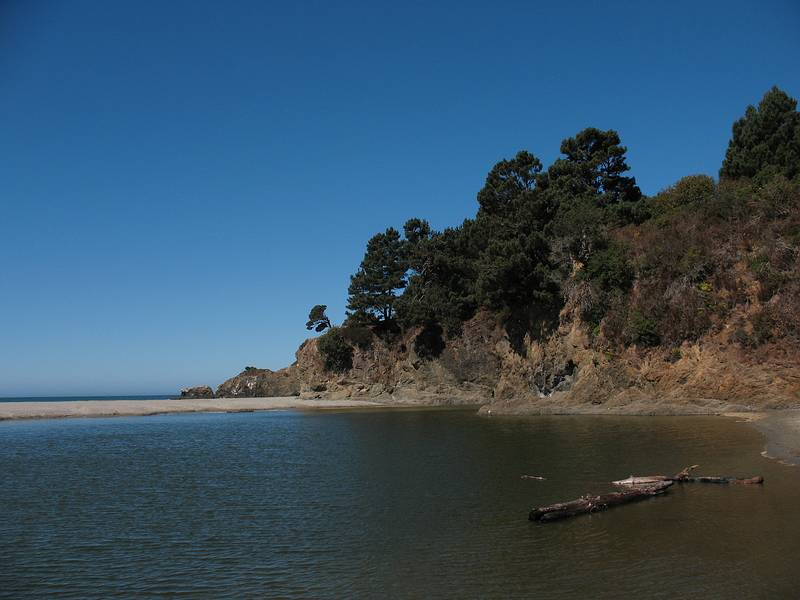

{"left": 1, "top": 409, "right": 798, "bottom": 599}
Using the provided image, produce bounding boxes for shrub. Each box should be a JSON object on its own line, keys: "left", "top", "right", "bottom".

{"left": 317, "top": 328, "right": 353, "bottom": 373}
{"left": 626, "top": 310, "right": 661, "bottom": 347}
{"left": 667, "top": 347, "right": 682, "bottom": 363}
{"left": 653, "top": 175, "right": 716, "bottom": 214}
{"left": 584, "top": 242, "right": 634, "bottom": 294}
{"left": 731, "top": 327, "right": 750, "bottom": 346}
{"left": 751, "top": 309, "right": 775, "bottom": 346}
{"left": 413, "top": 323, "right": 446, "bottom": 360}
{"left": 340, "top": 325, "right": 374, "bottom": 350}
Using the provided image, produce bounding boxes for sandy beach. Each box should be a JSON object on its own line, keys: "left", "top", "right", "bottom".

{"left": 0, "top": 397, "right": 389, "bottom": 421}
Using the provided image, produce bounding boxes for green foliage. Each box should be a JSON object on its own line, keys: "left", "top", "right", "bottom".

{"left": 477, "top": 150, "right": 542, "bottom": 218}
{"left": 316, "top": 328, "right": 353, "bottom": 372}
{"left": 626, "top": 310, "right": 661, "bottom": 347}
{"left": 576, "top": 241, "right": 634, "bottom": 328}
{"left": 396, "top": 222, "right": 480, "bottom": 335}
{"left": 340, "top": 324, "right": 373, "bottom": 350}
{"left": 652, "top": 175, "right": 716, "bottom": 215}
{"left": 476, "top": 224, "right": 559, "bottom": 314}
{"left": 347, "top": 227, "right": 407, "bottom": 322}
{"left": 305, "top": 304, "right": 332, "bottom": 332}
{"left": 543, "top": 128, "right": 642, "bottom": 207}
{"left": 673, "top": 175, "right": 716, "bottom": 204}
{"left": 720, "top": 86, "right": 800, "bottom": 181}
{"left": 584, "top": 242, "right": 634, "bottom": 294}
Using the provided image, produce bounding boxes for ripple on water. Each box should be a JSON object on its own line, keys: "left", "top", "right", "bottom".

{"left": 1, "top": 411, "right": 799, "bottom": 599}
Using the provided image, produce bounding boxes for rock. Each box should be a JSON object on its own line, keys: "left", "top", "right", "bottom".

{"left": 180, "top": 385, "right": 214, "bottom": 399}
{"left": 216, "top": 367, "right": 301, "bottom": 398}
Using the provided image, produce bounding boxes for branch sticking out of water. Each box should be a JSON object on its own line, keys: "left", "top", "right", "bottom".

{"left": 529, "top": 466, "right": 763, "bottom": 523}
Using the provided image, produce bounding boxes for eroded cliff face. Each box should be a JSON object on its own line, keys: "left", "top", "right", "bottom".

{"left": 481, "top": 318, "right": 800, "bottom": 415}
{"left": 292, "top": 312, "right": 504, "bottom": 405}
{"left": 210, "top": 306, "right": 799, "bottom": 414}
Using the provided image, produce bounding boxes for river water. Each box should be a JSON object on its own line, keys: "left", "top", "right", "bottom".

{"left": 1, "top": 409, "right": 798, "bottom": 598}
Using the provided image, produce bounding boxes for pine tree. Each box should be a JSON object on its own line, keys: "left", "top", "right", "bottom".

{"left": 305, "top": 305, "right": 332, "bottom": 332}
{"left": 346, "top": 228, "right": 407, "bottom": 322}
{"left": 720, "top": 86, "right": 800, "bottom": 180}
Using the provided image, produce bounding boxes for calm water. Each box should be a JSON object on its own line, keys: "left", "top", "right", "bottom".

{"left": 1, "top": 409, "right": 798, "bottom": 599}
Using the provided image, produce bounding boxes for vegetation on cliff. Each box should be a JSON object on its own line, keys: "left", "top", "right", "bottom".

{"left": 311, "top": 87, "right": 800, "bottom": 374}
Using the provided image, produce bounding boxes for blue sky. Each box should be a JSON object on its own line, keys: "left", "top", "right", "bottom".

{"left": 1, "top": 1, "right": 799, "bottom": 396}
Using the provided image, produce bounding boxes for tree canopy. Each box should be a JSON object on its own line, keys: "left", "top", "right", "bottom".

{"left": 720, "top": 86, "right": 800, "bottom": 181}
{"left": 308, "top": 87, "right": 799, "bottom": 360}
{"left": 346, "top": 227, "right": 407, "bottom": 322}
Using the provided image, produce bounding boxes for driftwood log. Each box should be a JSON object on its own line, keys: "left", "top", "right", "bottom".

{"left": 612, "top": 465, "right": 764, "bottom": 487}
{"left": 529, "top": 466, "right": 763, "bottom": 523}
{"left": 529, "top": 481, "right": 672, "bottom": 522}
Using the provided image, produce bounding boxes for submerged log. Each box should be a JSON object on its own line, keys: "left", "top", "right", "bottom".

{"left": 612, "top": 465, "right": 698, "bottom": 486}
{"left": 529, "top": 481, "right": 672, "bottom": 522}
{"left": 687, "top": 475, "right": 764, "bottom": 485}
{"left": 613, "top": 466, "right": 763, "bottom": 487}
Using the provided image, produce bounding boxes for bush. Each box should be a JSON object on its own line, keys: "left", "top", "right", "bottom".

{"left": 413, "top": 323, "right": 446, "bottom": 360}
{"left": 317, "top": 328, "right": 353, "bottom": 373}
{"left": 667, "top": 347, "right": 683, "bottom": 363}
{"left": 731, "top": 327, "right": 750, "bottom": 346}
{"left": 674, "top": 175, "right": 716, "bottom": 204}
{"left": 751, "top": 309, "right": 774, "bottom": 346}
{"left": 340, "top": 325, "right": 374, "bottom": 350}
{"left": 584, "top": 242, "right": 634, "bottom": 293}
{"left": 652, "top": 175, "right": 716, "bottom": 215}
{"left": 626, "top": 310, "right": 661, "bottom": 347}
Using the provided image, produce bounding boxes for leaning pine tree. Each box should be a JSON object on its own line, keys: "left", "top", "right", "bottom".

{"left": 305, "top": 304, "right": 332, "bottom": 332}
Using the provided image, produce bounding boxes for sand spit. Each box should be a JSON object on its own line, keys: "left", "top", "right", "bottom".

{"left": 740, "top": 409, "right": 800, "bottom": 467}
{"left": 0, "top": 397, "right": 390, "bottom": 422}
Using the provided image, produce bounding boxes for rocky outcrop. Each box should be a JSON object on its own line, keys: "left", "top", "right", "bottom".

{"left": 216, "top": 367, "right": 301, "bottom": 398}
{"left": 180, "top": 385, "right": 214, "bottom": 399}
{"left": 291, "top": 311, "right": 504, "bottom": 405}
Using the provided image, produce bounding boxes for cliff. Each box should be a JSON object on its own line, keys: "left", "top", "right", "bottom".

{"left": 209, "top": 302, "right": 799, "bottom": 415}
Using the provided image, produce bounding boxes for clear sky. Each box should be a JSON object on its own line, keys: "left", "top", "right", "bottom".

{"left": 1, "top": 1, "right": 798, "bottom": 396}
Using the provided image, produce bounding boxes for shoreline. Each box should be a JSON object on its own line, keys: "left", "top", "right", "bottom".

{"left": 2, "top": 396, "right": 797, "bottom": 468}
{"left": 731, "top": 409, "right": 800, "bottom": 467}
{"left": 0, "top": 397, "right": 393, "bottom": 421}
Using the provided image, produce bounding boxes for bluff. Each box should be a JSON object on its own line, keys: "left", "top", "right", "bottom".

{"left": 211, "top": 304, "right": 799, "bottom": 415}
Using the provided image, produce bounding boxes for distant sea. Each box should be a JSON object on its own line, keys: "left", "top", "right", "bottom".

{"left": 0, "top": 394, "right": 174, "bottom": 403}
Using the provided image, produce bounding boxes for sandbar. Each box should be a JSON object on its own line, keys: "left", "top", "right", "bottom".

{"left": 0, "top": 397, "right": 390, "bottom": 421}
